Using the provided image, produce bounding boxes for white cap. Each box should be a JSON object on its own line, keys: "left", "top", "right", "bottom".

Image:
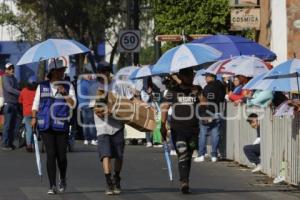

{"left": 5, "top": 63, "right": 14, "bottom": 69}
{"left": 47, "top": 58, "right": 66, "bottom": 71}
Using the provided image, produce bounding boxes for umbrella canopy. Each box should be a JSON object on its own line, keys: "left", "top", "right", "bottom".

{"left": 151, "top": 43, "right": 222, "bottom": 75}
{"left": 243, "top": 72, "right": 267, "bottom": 89}
{"left": 205, "top": 59, "right": 233, "bottom": 75}
{"left": 17, "top": 39, "right": 90, "bottom": 65}
{"left": 113, "top": 66, "right": 143, "bottom": 92}
{"left": 129, "top": 65, "right": 153, "bottom": 79}
{"left": 191, "top": 34, "right": 276, "bottom": 61}
{"left": 222, "top": 56, "right": 269, "bottom": 77}
{"left": 251, "top": 59, "right": 300, "bottom": 91}
{"left": 193, "top": 69, "right": 207, "bottom": 88}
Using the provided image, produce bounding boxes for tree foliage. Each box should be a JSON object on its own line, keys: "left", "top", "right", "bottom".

{"left": 0, "top": 0, "right": 122, "bottom": 60}
{"left": 153, "top": 0, "right": 230, "bottom": 35}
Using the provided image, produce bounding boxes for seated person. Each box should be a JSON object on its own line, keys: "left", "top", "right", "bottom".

{"left": 243, "top": 113, "right": 261, "bottom": 173}
{"left": 227, "top": 75, "right": 250, "bottom": 104}
{"left": 247, "top": 90, "right": 273, "bottom": 108}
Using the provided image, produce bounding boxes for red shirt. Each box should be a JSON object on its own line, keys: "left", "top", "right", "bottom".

{"left": 19, "top": 87, "right": 36, "bottom": 116}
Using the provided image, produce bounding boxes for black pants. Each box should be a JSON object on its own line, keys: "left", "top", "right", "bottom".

{"left": 41, "top": 130, "right": 68, "bottom": 187}
{"left": 243, "top": 144, "right": 260, "bottom": 165}
{"left": 171, "top": 129, "right": 197, "bottom": 183}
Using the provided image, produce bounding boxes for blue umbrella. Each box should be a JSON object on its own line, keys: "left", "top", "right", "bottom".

{"left": 191, "top": 34, "right": 276, "bottom": 61}
{"left": 243, "top": 72, "right": 267, "bottom": 89}
{"left": 17, "top": 39, "right": 90, "bottom": 65}
{"left": 163, "top": 142, "right": 173, "bottom": 181}
{"left": 252, "top": 59, "right": 300, "bottom": 92}
{"left": 151, "top": 43, "right": 222, "bottom": 75}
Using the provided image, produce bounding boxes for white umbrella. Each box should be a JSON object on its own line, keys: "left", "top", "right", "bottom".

{"left": 193, "top": 69, "right": 207, "bottom": 88}
{"left": 33, "top": 133, "right": 42, "bottom": 182}
{"left": 113, "top": 66, "right": 143, "bottom": 97}
{"left": 205, "top": 59, "right": 233, "bottom": 75}
{"left": 222, "top": 56, "right": 269, "bottom": 77}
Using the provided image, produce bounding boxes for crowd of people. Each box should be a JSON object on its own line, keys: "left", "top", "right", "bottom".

{"left": 0, "top": 59, "right": 295, "bottom": 195}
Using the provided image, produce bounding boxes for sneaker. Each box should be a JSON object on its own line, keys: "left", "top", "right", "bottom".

{"left": 47, "top": 186, "right": 57, "bottom": 195}
{"left": 1, "top": 145, "right": 13, "bottom": 151}
{"left": 192, "top": 150, "right": 198, "bottom": 158}
{"left": 58, "top": 179, "right": 67, "bottom": 193}
{"left": 146, "top": 142, "right": 152, "bottom": 148}
{"left": 273, "top": 175, "right": 286, "bottom": 184}
{"left": 113, "top": 176, "right": 121, "bottom": 195}
{"left": 153, "top": 144, "right": 163, "bottom": 148}
{"left": 211, "top": 157, "right": 217, "bottom": 162}
{"left": 194, "top": 156, "right": 205, "bottom": 162}
{"left": 105, "top": 182, "right": 114, "bottom": 195}
{"left": 170, "top": 150, "right": 177, "bottom": 156}
{"left": 91, "top": 140, "right": 98, "bottom": 146}
{"left": 180, "top": 182, "right": 190, "bottom": 194}
{"left": 251, "top": 164, "right": 262, "bottom": 173}
{"left": 83, "top": 140, "right": 89, "bottom": 145}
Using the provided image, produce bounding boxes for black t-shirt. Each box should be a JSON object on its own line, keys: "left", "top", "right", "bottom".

{"left": 199, "top": 80, "right": 226, "bottom": 117}
{"left": 164, "top": 85, "right": 201, "bottom": 133}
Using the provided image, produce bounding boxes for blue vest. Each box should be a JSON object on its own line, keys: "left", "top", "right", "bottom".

{"left": 37, "top": 81, "right": 70, "bottom": 132}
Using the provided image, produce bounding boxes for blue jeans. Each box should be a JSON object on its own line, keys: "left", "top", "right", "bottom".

{"left": 198, "top": 117, "right": 222, "bottom": 157}
{"left": 24, "top": 116, "right": 33, "bottom": 145}
{"left": 2, "top": 103, "right": 18, "bottom": 146}
{"left": 81, "top": 107, "right": 96, "bottom": 141}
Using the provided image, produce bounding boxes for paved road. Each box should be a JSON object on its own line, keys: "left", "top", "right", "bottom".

{"left": 1, "top": 143, "right": 300, "bottom": 200}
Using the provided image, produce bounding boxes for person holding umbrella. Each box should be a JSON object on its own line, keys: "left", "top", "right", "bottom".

{"left": 160, "top": 68, "right": 201, "bottom": 194}
{"left": 31, "top": 59, "right": 76, "bottom": 195}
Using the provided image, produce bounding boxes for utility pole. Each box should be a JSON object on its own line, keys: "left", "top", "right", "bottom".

{"left": 133, "top": 0, "right": 140, "bottom": 65}
{"left": 125, "top": 0, "right": 140, "bottom": 66}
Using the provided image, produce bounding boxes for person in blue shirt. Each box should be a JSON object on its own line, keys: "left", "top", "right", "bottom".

{"left": 77, "top": 73, "right": 97, "bottom": 145}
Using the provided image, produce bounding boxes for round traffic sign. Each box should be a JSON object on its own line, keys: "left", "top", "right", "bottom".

{"left": 120, "top": 31, "right": 140, "bottom": 51}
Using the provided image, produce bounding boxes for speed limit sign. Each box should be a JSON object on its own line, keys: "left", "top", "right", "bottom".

{"left": 118, "top": 30, "right": 141, "bottom": 52}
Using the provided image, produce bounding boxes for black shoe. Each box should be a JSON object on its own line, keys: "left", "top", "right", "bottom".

{"left": 47, "top": 186, "right": 57, "bottom": 195}
{"left": 180, "top": 183, "right": 190, "bottom": 194}
{"left": 105, "top": 181, "right": 114, "bottom": 195}
{"left": 113, "top": 176, "right": 121, "bottom": 195}
{"left": 58, "top": 179, "right": 67, "bottom": 193}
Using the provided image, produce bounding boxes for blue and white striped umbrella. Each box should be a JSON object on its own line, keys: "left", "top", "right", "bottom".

{"left": 243, "top": 72, "right": 267, "bottom": 89}
{"left": 17, "top": 39, "right": 90, "bottom": 65}
{"left": 151, "top": 43, "right": 222, "bottom": 75}
{"left": 252, "top": 59, "right": 300, "bottom": 91}
{"left": 129, "top": 65, "right": 152, "bottom": 79}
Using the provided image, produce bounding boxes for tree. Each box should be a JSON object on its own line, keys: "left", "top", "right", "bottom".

{"left": 153, "top": 0, "right": 230, "bottom": 35}
{"left": 0, "top": 0, "right": 123, "bottom": 64}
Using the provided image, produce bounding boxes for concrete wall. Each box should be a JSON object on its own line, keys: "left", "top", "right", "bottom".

{"left": 270, "top": 0, "right": 288, "bottom": 66}
{"left": 286, "top": 0, "right": 300, "bottom": 59}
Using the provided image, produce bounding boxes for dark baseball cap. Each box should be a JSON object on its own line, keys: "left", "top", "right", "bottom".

{"left": 97, "top": 61, "right": 111, "bottom": 72}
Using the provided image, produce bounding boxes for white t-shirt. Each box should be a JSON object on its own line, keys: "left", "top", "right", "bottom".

{"left": 91, "top": 81, "right": 124, "bottom": 136}
{"left": 32, "top": 81, "right": 77, "bottom": 111}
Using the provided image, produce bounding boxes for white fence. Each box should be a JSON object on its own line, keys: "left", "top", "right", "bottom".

{"left": 225, "top": 103, "right": 300, "bottom": 185}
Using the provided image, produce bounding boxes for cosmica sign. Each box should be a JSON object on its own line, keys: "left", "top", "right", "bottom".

{"left": 231, "top": 8, "right": 260, "bottom": 30}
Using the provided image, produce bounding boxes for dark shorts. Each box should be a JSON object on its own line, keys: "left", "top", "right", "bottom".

{"left": 97, "top": 128, "right": 125, "bottom": 161}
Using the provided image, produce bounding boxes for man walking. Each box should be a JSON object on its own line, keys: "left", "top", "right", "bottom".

{"left": 161, "top": 68, "right": 201, "bottom": 194}
{"left": 93, "top": 62, "right": 125, "bottom": 195}
{"left": 1, "top": 63, "right": 20, "bottom": 151}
